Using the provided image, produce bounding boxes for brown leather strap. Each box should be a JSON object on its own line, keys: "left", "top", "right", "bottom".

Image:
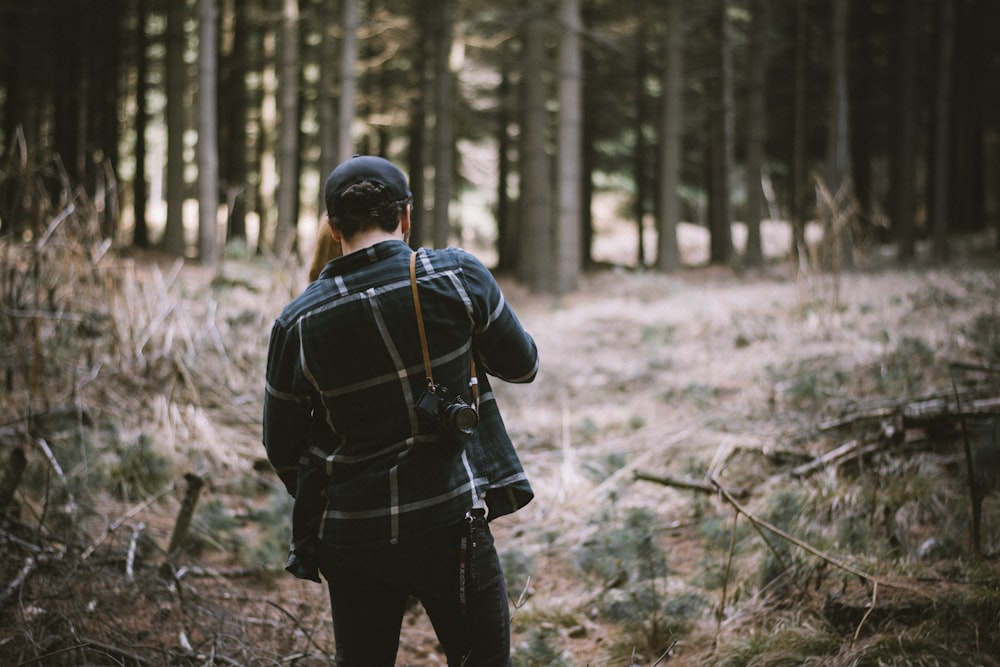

{"left": 409, "top": 251, "right": 434, "bottom": 384}
{"left": 409, "top": 251, "right": 479, "bottom": 409}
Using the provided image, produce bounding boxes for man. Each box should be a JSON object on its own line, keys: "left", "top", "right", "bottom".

{"left": 263, "top": 155, "right": 538, "bottom": 666}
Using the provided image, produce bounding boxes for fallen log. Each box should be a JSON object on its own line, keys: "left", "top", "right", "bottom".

{"left": 819, "top": 394, "right": 1000, "bottom": 433}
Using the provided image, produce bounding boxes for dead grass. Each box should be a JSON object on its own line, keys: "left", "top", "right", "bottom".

{"left": 1, "top": 210, "right": 999, "bottom": 665}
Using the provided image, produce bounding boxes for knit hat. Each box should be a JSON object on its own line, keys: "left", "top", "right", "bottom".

{"left": 323, "top": 155, "right": 411, "bottom": 219}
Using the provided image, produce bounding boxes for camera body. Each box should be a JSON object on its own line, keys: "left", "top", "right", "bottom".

{"left": 415, "top": 382, "right": 478, "bottom": 435}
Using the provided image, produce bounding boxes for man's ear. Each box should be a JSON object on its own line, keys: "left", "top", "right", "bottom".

{"left": 327, "top": 216, "right": 345, "bottom": 243}
{"left": 400, "top": 205, "right": 411, "bottom": 236}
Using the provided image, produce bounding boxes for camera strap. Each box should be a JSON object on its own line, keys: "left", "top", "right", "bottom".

{"left": 409, "top": 251, "right": 479, "bottom": 409}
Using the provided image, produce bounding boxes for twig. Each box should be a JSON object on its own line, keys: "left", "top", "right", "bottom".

{"left": 126, "top": 522, "right": 144, "bottom": 583}
{"left": 35, "top": 204, "right": 77, "bottom": 250}
{"left": 509, "top": 576, "right": 532, "bottom": 624}
{"left": 634, "top": 471, "right": 717, "bottom": 495}
{"left": 0, "top": 556, "right": 36, "bottom": 607}
{"left": 708, "top": 474, "right": 928, "bottom": 598}
{"left": 717, "top": 510, "right": 739, "bottom": 631}
{"left": 852, "top": 580, "right": 878, "bottom": 643}
{"left": 33, "top": 437, "right": 77, "bottom": 511}
{"left": 651, "top": 641, "right": 677, "bottom": 666}
{"left": 952, "top": 376, "right": 982, "bottom": 555}
{"left": 265, "top": 599, "right": 320, "bottom": 658}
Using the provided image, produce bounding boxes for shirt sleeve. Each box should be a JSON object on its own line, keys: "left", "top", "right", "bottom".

{"left": 262, "top": 318, "right": 310, "bottom": 496}
{"left": 460, "top": 252, "right": 539, "bottom": 384}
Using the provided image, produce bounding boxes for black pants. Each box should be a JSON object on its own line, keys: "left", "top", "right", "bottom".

{"left": 318, "top": 514, "right": 512, "bottom": 666}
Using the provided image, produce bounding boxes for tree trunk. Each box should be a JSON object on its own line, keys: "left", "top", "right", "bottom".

{"left": 314, "top": 0, "right": 341, "bottom": 258}
{"left": 890, "top": 0, "right": 919, "bottom": 263}
{"left": 743, "top": 0, "right": 766, "bottom": 266}
{"left": 54, "top": 1, "right": 83, "bottom": 185}
{"left": 431, "top": 0, "right": 454, "bottom": 249}
{"left": 790, "top": 1, "right": 808, "bottom": 267}
{"left": 708, "top": 0, "right": 734, "bottom": 265}
{"left": 633, "top": 6, "right": 648, "bottom": 269}
{"left": 555, "top": 0, "right": 582, "bottom": 294}
{"left": 339, "top": 0, "right": 358, "bottom": 162}
{"left": 198, "top": 0, "right": 219, "bottom": 269}
{"left": 317, "top": 0, "right": 336, "bottom": 175}
{"left": 826, "top": 0, "right": 853, "bottom": 269}
{"left": 518, "top": 7, "right": 552, "bottom": 291}
{"left": 656, "top": 0, "right": 683, "bottom": 272}
{"left": 222, "top": 0, "right": 249, "bottom": 244}
{"left": 273, "top": 0, "right": 301, "bottom": 258}
{"left": 163, "top": 0, "right": 188, "bottom": 257}
{"left": 133, "top": 0, "right": 150, "bottom": 248}
{"left": 94, "top": 0, "right": 123, "bottom": 239}
{"left": 495, "top": 63, "right": 514, "bottom": 270}
{"left": 931, "top": 0, "right": 954, "bottom": 263}
{"left": 406, "top": 0, "right": 430, "bottom": 249}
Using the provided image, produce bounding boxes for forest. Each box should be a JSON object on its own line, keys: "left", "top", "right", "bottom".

{"left": 1, "top": 0, "right": 999, "bottom": 665}
{"left": 2, "top": 0, "right": 999, "bottom": 285}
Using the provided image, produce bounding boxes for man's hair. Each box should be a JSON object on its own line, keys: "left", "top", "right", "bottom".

{"left": 330, "top": 181, "right": 410, "bottom": 237}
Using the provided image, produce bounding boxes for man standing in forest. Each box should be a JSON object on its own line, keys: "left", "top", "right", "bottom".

{"left": 263, "top": 155, "right": 538, "bottom": 666}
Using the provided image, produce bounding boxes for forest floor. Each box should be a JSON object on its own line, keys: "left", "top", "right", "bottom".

{"left": 1, "top": 222, "right": 999, "bottom": 666}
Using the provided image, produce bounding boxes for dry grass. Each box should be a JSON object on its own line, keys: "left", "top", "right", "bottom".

{"left": 1, "top": 196, "right": 999, "bottom": 665}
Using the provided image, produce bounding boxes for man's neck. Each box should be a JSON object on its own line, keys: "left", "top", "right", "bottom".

{"left": 339, "top": 229, "right": 402, "bottom": 255}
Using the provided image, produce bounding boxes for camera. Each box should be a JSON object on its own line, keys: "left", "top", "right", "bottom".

{"left": 415, "top": 382, "right": 478, "bottom": 435}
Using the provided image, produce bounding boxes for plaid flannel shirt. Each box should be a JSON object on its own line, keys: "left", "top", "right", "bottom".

{"left": 263, "top": 240, "right": 538, "bottom": 579}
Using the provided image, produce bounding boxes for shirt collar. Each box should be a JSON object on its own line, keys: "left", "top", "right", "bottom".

{"left": 317, "top": 240, "right": 412, "bottom": 279}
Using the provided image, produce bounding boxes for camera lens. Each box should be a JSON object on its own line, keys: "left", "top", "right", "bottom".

{"left": 444, "top": 403, "right": 479, "bottom": 434}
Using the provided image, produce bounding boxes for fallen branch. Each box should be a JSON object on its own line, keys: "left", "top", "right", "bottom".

{"left": 792, "top": 419, "right": 901, "bottom": 478}
{"left": 791, "top": 439, "right": 886, "bottom": 478}
{"left": 634, "top": 471, "right": 716, "bottom": 495}
{"left": 634, "top": 470, "right": 747, "bottom": 499}
{"left": 818, "top": 392, "right": 1000, "bottom": 432}
{"left": 708, "top": 474, "right": 928, "bottom": 598}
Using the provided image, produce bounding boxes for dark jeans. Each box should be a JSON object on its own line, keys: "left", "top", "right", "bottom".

{"left": 318, "top": 513, "right": 512, "bottom": 666}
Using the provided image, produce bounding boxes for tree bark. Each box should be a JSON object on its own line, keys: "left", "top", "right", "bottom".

{"left": 890, "top": 0, "right": 919, "bottom": 263}
{"left": 825, "top": 0, "right": 853, "bottom": 269}
{"left": 431, "top": 0, "right": 455, "bottom": 249}
{"left": 198, "top": 0, "right": 219, "bottom": 269}
{"left": 273, "top": 0, "right": 301, "bottom": 258}
{"left": 790, "top": 1, "right": 808, "bottom": 267}
{"left": 339, "top": 0, "right": 358, "bottom": 162}
{"left": 743, "top": 0, "right": 766, "bottom": 266}
{"left": 656, "top": 0, "right": 683, "bottom": 272}
{"left": 518, "top": 7, "right": 552, "bottom": 291}
{"left": 708, "top": 0, "right": 734, "bottom": 265}
{"left": 555, "top": 0, "right": 582, "bottom": 294}
{"left": 931, "top": 0, "right": 955, "bottom": 263}
{"left": 406, "top": 0, "right": 430, "bottom": 249}
{"left": 163, "top": 0, "right": 188, "bottom": 256}
{"left": 633, "top": 6, "right": 648, "bottom": 269}
{"left": 218, "top": 0, "right": 249, "bottom": 244}
{"left": 133, "top": 0, "right": 150, "bottom": 248}
{"left": 495, "top": 63, "right": 514, "bottom": 269}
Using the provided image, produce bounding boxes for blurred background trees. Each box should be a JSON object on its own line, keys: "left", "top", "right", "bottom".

{"left": 0, "top": 0, "right": 997, "bottom": 294}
